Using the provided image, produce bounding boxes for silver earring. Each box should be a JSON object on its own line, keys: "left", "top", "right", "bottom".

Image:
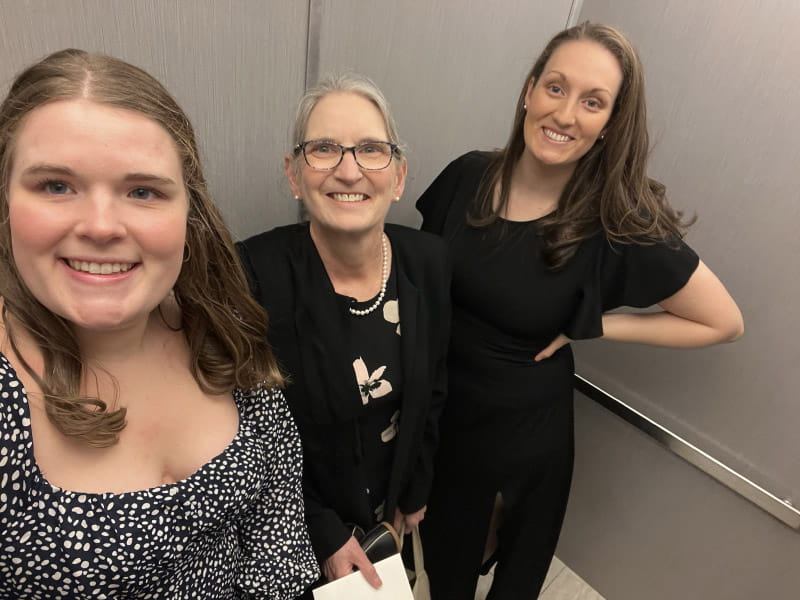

{"left": 394, "top": 196, "right": 400, "bottom": 201}
{"left": 523, "top": 104, "right": 527, "bottom": 110}
{"left": 294, "top": 195, "right": 300, "bottom": 200}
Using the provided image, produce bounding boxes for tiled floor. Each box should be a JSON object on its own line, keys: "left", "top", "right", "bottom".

{"left": 474, "top": 556, "right": 605, "bottom": 600}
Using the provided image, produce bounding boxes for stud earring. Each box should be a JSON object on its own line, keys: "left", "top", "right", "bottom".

{"left": 293, "top": 195, "right": 300, "bottom": 200}
{"left": 523, "top": 104, "right": 527, "bottom": 110}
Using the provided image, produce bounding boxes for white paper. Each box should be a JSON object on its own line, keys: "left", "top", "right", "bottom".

{"left": 312, "top": 553, "right": 413, "bottom": 600}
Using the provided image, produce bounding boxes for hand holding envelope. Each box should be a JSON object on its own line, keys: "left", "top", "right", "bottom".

{"left": 312, "top": 554, "right": 413, "bottom": 600}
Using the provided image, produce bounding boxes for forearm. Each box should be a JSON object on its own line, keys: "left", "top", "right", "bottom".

{"left": 601, "top": 258, "right": 744, "bottom": 348}
{"left": 601, "top": 310, "right": 740, "bottom": 348}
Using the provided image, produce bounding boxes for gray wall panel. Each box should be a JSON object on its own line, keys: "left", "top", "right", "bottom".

{"left": 557, "top": 0, "right": 800, "bottom": 597}
{"left": 314, "top": 0, "right": 574, "bottom": 226}
{"left": 576, "top": 0, "right": 799, "bottom": 497}
{"left": 0, "top": 0, "right": 308, "bottom": 239}
{"left": 561, "top": 393, "right": 800, "bottom": 600}
{"left": 571, "top": 0, "right": 800, "bottom": 500}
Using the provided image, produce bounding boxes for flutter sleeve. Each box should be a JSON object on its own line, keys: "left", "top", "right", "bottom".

{"left": 235, "top": 387, "right": 320, "bottom": 599}
{"left": 416, "top": 151, "right": 489, "bottom": 235}
{"left": 563, "top": 235, "right": 700, "bottom": 340}
{"left": 599, "top": 236, "right": 700, "bottom": 310}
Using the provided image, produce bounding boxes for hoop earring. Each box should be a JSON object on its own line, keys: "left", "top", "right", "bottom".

{"left": 183, "top": 241, "right": 191, "bottom": 263}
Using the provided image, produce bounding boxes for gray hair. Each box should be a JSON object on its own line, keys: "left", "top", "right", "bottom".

{"left": 291, "top": 72, "right": 405, "bottom": 155}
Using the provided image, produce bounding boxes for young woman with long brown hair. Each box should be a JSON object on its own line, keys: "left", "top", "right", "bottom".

{"left": 417, "top": 22, "right": 743, "bottom": 599}
{"left": 0, "top": 49, "right": 317, "bottom": 598}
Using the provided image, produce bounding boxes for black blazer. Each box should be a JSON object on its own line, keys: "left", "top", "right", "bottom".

{"left": 237, "top": 223, "right": 450, "bottom": 561}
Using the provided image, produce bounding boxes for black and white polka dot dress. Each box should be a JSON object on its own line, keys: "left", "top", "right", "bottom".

{"left": 0, "top": 353, "right": 319, "bottom": 599}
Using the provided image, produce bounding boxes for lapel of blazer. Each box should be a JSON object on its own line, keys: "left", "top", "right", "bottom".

{"left": 384, "top": 230, "right": 426, "bottom": 511}
{"left": 287, "top": 226, "right": 362, "bottom": 426}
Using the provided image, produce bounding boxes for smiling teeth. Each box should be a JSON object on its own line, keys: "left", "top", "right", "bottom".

{"left": 331, "top": 193, "right": 367, "bottom": 202}
{"left": 544, "top": 128, "right": 571, "bottom": 142}
{"left": 68, "top": 260, "right": 134, "bottom": 274}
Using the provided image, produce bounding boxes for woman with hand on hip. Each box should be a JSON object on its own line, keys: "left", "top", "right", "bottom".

{"left": 417, "top": 22, "right": 743, "bottom": 599}
{"left": 238, "top": 73, "right": 450, "bottom": 592}
{"left": 0, "top": 49, "right": 317, "bottom": 599}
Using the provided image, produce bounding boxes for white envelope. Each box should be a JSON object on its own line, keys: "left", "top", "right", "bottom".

{"left": 312, "top": 553, "right": 413, "bottom": 599}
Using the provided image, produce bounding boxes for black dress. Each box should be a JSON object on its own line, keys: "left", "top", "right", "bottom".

{"left": 338, "top": 265, "right": 403, "bottom": 527}
{"left": 416, "top": 151, "right": 699, "bottom": 599}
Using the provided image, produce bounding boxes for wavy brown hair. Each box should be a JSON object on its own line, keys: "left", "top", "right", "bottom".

{"left": 0, "top": 49, "right": 282, "bottom": 447}
{"left": 469, "top": 22, "right": 694, "bottom": 269}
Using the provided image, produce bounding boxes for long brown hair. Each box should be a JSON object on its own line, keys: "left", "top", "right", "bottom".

{"left": 0, "top": 49, "right": 282, "bottom": 447}
{"left": 469, "top": 22, "right": 694, "bottom": 269}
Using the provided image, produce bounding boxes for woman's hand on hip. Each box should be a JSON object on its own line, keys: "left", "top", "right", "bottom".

{"left": 322, "top": 536, "right": 382, "bottom": 588}
{"left": 534, "top": 334, "right": 571, "bottom": 361}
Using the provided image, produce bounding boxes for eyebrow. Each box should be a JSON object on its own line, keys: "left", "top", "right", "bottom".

{"left": 545, "top": 70, "right": 613, "bottom": 96}
{"left": 123, "top": 173, "right": 179, "bottom": 186}
{"left": 21, "top": 163, "right": 76, "bottom": 177}
{"left": 307, "top": 137, "right": 390, "bottom": 145}
{"left": 20, "top": 163, "right": 178, "bottom": 186}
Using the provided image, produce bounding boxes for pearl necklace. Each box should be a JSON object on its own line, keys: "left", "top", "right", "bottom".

{"left": 349, "top": 233, "right": 389, "bottom": 316}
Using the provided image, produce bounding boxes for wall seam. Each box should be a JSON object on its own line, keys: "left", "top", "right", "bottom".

{"left": 305, "top": 0, "right": 323, "bottom": 90}
{"left": 566, "top": 0, "right": 585, "bottom": 27}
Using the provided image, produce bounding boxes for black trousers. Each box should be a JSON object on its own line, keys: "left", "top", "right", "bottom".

{"left": 421, "top": 402, "right": 574, "bottom": 600}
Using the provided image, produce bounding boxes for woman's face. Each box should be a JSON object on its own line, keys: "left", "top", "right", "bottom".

{"left": 7, "top": 99, "right": 189, "bottom": 334}
{"left": 285, "top": 92, "right": 406, "bottom": 237}
{"left": 522, "top": 39, "right": 623, "bottom": 172}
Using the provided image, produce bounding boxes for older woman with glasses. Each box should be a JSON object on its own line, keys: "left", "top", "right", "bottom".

{"left": 237, "top": 73, "right": 450, "bottom": 591}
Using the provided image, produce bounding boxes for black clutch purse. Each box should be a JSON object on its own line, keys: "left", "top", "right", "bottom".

{"left": 348, "top": 521, "right": 401, "bottom": 563}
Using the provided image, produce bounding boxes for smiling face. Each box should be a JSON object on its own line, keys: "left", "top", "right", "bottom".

{"left": 522, "top": 39, "right": 623, "bottom": 173}
{"left": 285, "top": 92, "right": 406, "bottom": 237}
{"left": 7, "top": 99, "right": 189, "bottom": 333}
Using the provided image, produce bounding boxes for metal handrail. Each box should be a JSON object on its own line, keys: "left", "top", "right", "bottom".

{"left": 574, "top": 374, "right": 800, "bottom": 529}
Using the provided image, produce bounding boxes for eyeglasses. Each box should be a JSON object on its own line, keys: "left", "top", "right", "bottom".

{"left": 294, "top": 140, "right": 399, "bottom": 171}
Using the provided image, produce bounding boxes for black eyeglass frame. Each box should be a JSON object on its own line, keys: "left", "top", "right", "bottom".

{"left": 293, "top": 140, "right": 400, "bottom": 171}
